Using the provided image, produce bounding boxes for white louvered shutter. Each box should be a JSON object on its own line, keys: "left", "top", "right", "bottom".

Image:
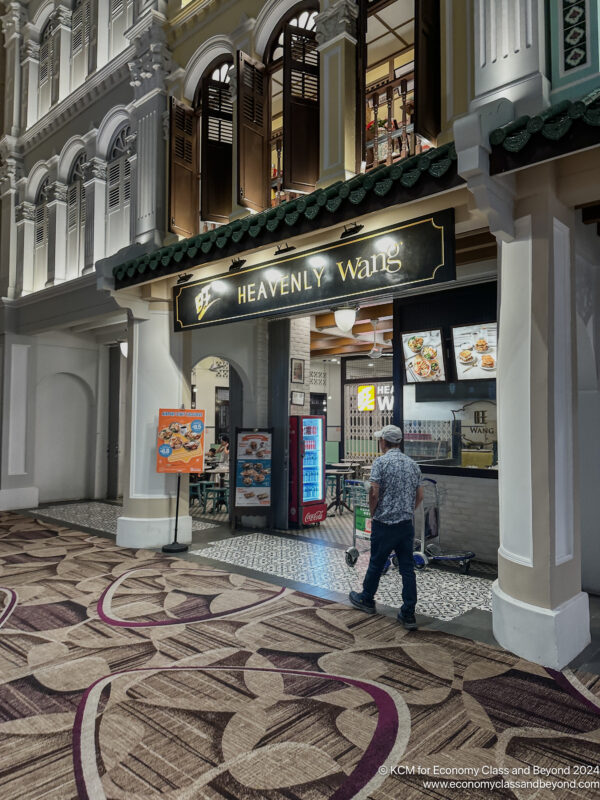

{"left": 38, "top": 38, "right": 51, "bottom": 116}
{"left": 34, "top": 201, "right": 48, "bottom": 290}
{"left": 67, "top": 182, "right": 86, "bottom": 276}
{"left": 106, "top": 156, "right": 131, "bottom": 254}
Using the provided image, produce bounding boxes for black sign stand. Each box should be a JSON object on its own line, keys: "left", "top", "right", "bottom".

{"left": 162, "top": 473, "right": 189, "bottom": 553}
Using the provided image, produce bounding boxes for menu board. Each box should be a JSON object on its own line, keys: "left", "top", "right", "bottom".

{"left": 156, "top": 409, "right": 205, "bottom": 473}
{"left": 401, "top": 329, "right": 447, "bottom": 383}
{"left": 452, "top": 323, "right": 497, "bottom": 380}
{"left": 235, "top": 430, "right": 272, "bottom": 508}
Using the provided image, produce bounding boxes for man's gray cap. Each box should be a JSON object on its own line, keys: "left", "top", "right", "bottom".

{"left": 374, "top": 424, "right": 403, "bottom": 443}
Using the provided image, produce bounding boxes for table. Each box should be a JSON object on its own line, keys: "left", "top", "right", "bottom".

{"left": 326, "top": 468, "right": 353, "bottom": 515}
{"left": 204, "top": 467, "right": 229, "bottom": 488}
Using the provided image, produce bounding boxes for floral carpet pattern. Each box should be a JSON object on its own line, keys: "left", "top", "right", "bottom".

{"left": 1, "top": 511, "right": 600, "bottom": 800}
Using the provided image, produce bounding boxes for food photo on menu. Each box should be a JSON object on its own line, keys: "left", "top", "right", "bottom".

{"left": 452, "top": 323, "right": 498, "bottom": 380}
{"left": 401, "top": 329, "right": 447, "bottom": 383}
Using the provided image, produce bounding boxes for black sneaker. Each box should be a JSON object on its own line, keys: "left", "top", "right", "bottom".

{"left": 349, "top": 590, "right": 376, "bottom": 614}
{"left": 398, "top": 611, "right": 418, "bottom": 630}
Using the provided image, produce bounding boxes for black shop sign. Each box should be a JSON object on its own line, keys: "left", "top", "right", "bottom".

{"left": 173, "top": 208, "right": 455, "bottom": 331}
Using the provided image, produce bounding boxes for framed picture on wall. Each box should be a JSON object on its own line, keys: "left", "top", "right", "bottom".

{"left": 291, "top": 391, "right": 305, "bottom": 406}
{"left": 452, "top": 323, "right": 497, "bottom": 380}
{"left": 401, "top": 329, "right": 447, "bottom": 383}
{"left": 291, "top": 358, "right": 305, "bottom": 384}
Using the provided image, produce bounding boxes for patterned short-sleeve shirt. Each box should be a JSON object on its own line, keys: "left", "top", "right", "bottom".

{"left": 370, "top": 448, "right": 421, "bottom": 523}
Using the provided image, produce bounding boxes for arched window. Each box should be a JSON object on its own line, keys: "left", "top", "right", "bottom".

{"left": 199, "top": 59, "right": 233, "bottom": 224}
{"left": 67, "top": 153, "right": 87, "bottom": 277}
{"left": 109, "top": 0, "right": 133, "bottom": 60}
{"left": 71, "top": 0, "right": 97, "bottom": 90}
{"left": 106, "top": 126, "right": 131, "bottom": 256}
{"left": 34, "top": 178, "right": 50, "bottom": 290}
{"left": 238, "top": 5, "right": 319, "bottom": 211}
{"left": 266, "top": 7, "right": 319, "bottom": 205}
{"left": 38, "top": 21, "right": 58, "bottom": 117}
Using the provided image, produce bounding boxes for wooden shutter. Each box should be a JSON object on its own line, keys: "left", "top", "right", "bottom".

{"left": 283, "top": 24, "right": 319, "bottom": 193}
{"left": 237, "top": 51, "right": 267, "bottom": 212}
{"left": 201, "top": 71, "right": 233, "bottom": 223}
{"left": 169, "top": 98, "right": 198, "bottom": 238}
{"left": 356, "top": 0, "right": 368, "bottom": 171}
{"left": 414, "top": 0, "right": 441, "bottom": 143}
{"left": 87, "top": 0, "right": 98, "bottom": 74}
{"left": 51, "top": 31, "right": 60, "bottom": 105}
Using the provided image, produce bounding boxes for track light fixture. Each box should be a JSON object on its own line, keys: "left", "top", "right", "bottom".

{"left": 340, "top": 222, "right": 364, "bottom": 239}
{"left": 176, "top": 273, "right": 193, "bottom": 284}
{"left": 229, "top": 258, "right": 247, "bottom": 272}
{"left": 275, "top": 242, "right": 296, "bottom": 255}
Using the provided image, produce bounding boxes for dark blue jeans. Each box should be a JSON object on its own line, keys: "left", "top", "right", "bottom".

{"left": 362, "top": 518, "right": 417, "bottom": 615}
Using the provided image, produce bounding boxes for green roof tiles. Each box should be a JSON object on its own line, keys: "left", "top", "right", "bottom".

{"left": 113, "top": 142, "right": 459, "bottom": 288}
{"left": 490, "top": 87, "right": 600, "bottom": 153}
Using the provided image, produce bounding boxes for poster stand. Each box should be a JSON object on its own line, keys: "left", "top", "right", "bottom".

{"left": 232, "top": 427, "right": 273, "bottom": 531}
{"left": 162, "top": 472, "right": 188, "bottom": 553}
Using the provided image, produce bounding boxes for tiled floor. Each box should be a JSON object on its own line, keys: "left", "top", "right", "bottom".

{"left": 190, "top": 533, "right": 493, "bottom": 621}
{"left": 30, "top": 501, "right": 220, "bottom": 535}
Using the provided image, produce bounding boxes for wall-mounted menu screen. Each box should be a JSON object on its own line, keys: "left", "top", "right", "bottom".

{"left": 401, "top": 329, "right": 447, "bottom": 383}
{"left": 452, "top": 323, "right": 497, "bottom": 380}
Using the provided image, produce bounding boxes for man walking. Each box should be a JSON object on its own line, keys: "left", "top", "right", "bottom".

{"left": 349, "top": 425, "right": 423, "bottom": 629}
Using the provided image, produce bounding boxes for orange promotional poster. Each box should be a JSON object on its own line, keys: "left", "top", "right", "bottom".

{"left": 156, "top": 409, "right": 205, "bottom": 474}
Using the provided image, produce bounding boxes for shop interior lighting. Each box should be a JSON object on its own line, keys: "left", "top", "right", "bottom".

{"left": 176, "top": 273, "right": 193, "bottom": 284}
{"left": 340, "top": 222, "right": 364, "bottom": 239}
{"left": 275, "top": 242, "right": 296, "bottom": 255}
{"left": 119, "top": 342, "right": 128, "bottom": 359}
{"left": 229, "top": 258, "right": 247, "bottom": 272}
{"left": 334, "top": 306, "right": 357, "bottom": 333}
{"left": 369, "top": 318, "right": 383, "bottom": 359}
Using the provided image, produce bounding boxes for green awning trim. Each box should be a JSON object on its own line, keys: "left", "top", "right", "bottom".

{"left": 112, "top": 142, "right": 458, "bottom": 286}
{"left": 489, "top": 87, "right": 600, "bottom": 153}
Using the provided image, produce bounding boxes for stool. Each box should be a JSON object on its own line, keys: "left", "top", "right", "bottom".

{"left": 189, "top": 482, "right": 202, "bottom": 505}
{"left": 204, "top": 487, "right": 229, "bottom": 514}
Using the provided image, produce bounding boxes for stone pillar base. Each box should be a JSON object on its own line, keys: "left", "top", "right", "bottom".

{"left": 0, "top": 487, "right": 39, "bottom": 510}
{"left": 116, "top": 515, "right": 192, "bottom": 549}
{"left": 492, "top": 581, "right": 590, "bottom": 669}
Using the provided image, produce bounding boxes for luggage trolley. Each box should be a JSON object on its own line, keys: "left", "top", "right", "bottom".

{"left": 412, "top": 478, "right": 475, "bottom": 574}
{"left": 344, "top": 477, "right": 475, "bottom": 574}
{"left": 344, "top": 480, "right": 371, "bottom": 566}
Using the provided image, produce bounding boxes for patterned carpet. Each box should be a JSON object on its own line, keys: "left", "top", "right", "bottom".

{"left": 2, "top": 511, "right": 600, "bottom": 800}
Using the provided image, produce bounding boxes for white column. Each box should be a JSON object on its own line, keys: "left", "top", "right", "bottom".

{"left": 0, "top": 337, "right": 39, "bottom": 510}
{"left": 82, "top": 157, "right": 107, "bottom": 274}
{"left": 1, "top": 2, "right": 25, "bottom": 136}
{"left": 315, "top": 0, "right": 359, "bottom": 185}
{"left": 45, "top": 181, "right": 68, "bottom": 286}
{"left": 493, "top": 198, "right": 590, "bottom": 669}
{"left": 20, "top": 34, "right": 39, "bottom": 130}
{"left": 117, "top": 307, "right": 191, "bottom": 548}
{"left": 95, "top": 0, "right": 110, "bottom": 70}
{"left": 53, "top": 7, "right": 72, "bottom": 103}
{"left": 15, "top": 201, "right": 35, "bottom": 295}
{"left": 0, "top": 155, "right": 22, "bottom": 298}
{"left": 472, "top": 0, "right": 549, "bottom": 115}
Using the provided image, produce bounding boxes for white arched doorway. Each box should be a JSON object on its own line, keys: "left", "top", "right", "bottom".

{"left": 34, "top": 373, "right": 93, "bottom": 502}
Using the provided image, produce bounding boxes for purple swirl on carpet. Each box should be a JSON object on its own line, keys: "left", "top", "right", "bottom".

{"left": 97, "top": 567, "right": 287, "bottom": 627}
{"left": 72, "top": 664, "right": 401, "bottom": 800}
{"left": 0, "top": 588, "right": 17, "bottom": 628}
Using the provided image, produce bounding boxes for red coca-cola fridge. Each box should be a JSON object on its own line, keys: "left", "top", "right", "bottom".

{"left": 289, "top": 415, "right": 327, "bottom": 526}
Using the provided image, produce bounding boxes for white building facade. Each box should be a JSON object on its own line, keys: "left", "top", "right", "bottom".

{"left": 0, "top": 0, "right": 599, "bottom": 672}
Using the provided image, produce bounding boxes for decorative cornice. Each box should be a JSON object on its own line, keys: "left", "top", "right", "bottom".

{"left": 128, "top": 14, "right": 174, "bottom": 98}
{"left": 51, "top": 6, "right": 72, "bottom": 30}
{"left": 315, "top": 0, "right": 358, "bottom": 47}
{"left": 20, "top": 39, "right": 40, "bottom": 63}
{"left": 19, "top": 47, "right": 135, "bottom": 154}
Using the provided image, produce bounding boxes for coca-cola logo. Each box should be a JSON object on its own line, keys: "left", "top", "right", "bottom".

{"left": 303, "top": 509, "right": 325, "bottom": 523}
